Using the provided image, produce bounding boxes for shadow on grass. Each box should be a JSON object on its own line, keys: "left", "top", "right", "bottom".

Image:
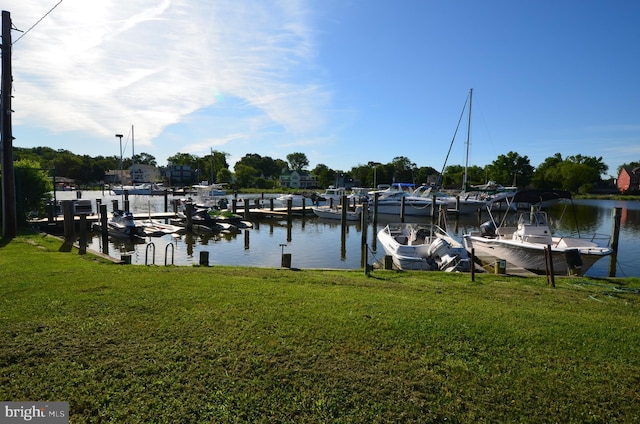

{"left": 58, "top": 241, "right": 74, "bottom": 252}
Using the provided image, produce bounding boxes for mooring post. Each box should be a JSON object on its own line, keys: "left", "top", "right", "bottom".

{"left": 361, "top": 202, "right": 369, "bottom": 269}
{"left": 373, "top": 192, "right": 379, "bottom": 229}
{"left": 124, "top": 190, "right": 130, "bottom": 212}
{"left": 609, "top": 207, "right": 622, "bottom": 277}
{"left": 100, "top": 204, "right": 109, "bottom": 255}
{"left": 431, "top": 195, "right": 437, "bottom": 225}
{"left": 62, "top": 200, "right": 75, "bottom": 244}
{"left": 470, "top": 248, "right": 475, "bottom": 282}
{"left": 185, "top": 203, "right": 193, "bottom": 232}
{"left": 79, "top": 215, "right": 87, "bottom": 255}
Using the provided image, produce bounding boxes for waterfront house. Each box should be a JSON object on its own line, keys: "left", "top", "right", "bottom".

{"left": 617, "top": 167, "right": 640, "bottom": 194}
{"left": 279, "top": 170, "right": 318, "bottom": 189}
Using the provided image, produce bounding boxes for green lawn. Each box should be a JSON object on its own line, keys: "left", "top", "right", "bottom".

{"left": 1, "top": 233, "right": 639, "bottom": 423}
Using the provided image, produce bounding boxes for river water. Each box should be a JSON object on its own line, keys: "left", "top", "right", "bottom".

{"left": 54, "top": 191, "right": 640, "bottom": 277}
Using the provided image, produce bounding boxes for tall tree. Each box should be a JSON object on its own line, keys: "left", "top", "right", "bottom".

{"left": 531, "top": 153, "right": 564, "bottom": 189}
{"left": 286, "top": 152, "right": 309, "bottom": 171}
{"left": 311, "top": 163, "right": 336, "bottom": 188}
{"left": 14, "top": 159, "right": 54, "bottom": 224}
{"left": 486, "top": 151, "right": 534, "bottom": 188}
{"left": 390, "top": 156, "right": 417, "bottom": 184}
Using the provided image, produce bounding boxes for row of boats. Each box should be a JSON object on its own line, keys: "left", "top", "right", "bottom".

{"left": 95, "top": 186, "right": 614, "bottom": 277}
{"left": 92, "top": 203, "right": 253, "bottom": 241}
{"left": 375, "top": 190, "right": 613, "bottom": 276}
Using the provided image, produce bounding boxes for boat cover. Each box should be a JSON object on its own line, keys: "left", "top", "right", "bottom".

{"left": 510, "top": 190, "right": 572, "bottom": 204}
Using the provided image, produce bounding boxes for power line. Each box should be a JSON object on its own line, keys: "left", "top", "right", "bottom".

{"left": 12, "top": 0, "right": 64, "bottom": 45}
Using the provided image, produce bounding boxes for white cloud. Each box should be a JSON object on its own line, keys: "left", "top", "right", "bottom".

{"left": 9, "top": 0, "right": 330, "bottom": 152}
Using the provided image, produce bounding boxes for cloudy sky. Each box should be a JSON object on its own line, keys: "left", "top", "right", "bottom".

{"left": 5, "top": 0, "right": 640, "bottom": 177}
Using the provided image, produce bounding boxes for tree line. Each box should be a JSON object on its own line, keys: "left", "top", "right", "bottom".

{"left": 10, "top": 145, "right": 631, "bottom": 194}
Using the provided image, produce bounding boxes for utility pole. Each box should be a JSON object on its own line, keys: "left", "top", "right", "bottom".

{"left": 1, "top": 10, "right": 17, "bottom": 238}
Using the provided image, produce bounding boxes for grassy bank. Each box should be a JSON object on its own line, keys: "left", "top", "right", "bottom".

{"left": 1, "top": 233, "right": 639, "bottom": 423}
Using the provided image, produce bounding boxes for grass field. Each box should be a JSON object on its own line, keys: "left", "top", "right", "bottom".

{"left": 1, "top": 233, "right": 639, "bottom": 423}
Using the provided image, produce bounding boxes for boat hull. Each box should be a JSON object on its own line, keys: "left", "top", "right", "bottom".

{"left": 312, "top": 206, "right": 360, "bottom": 221}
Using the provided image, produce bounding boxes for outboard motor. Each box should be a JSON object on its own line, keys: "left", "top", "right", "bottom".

{"left": 480, "top": 220, "right": 497, "bottom": 237}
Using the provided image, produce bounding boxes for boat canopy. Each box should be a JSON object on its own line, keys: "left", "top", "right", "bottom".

{"left": 511, "top": 190, "right": 572, "bottom": 204}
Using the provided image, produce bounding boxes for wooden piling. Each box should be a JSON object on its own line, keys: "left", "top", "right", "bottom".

{"left": 609, "top": 207, "right": 622, "bottom": 277}
{"left": 100, "top": 204, "right": 109, "bottom": 255}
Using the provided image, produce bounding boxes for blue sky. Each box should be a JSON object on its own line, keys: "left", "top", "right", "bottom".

{"left": 7, "top": 0, "right": 640, "bottom": 178}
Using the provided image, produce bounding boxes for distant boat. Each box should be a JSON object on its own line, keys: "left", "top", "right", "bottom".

{"left": 312, "top": 206, "right": 362, "bottom": 221}
{"left": 111, "top": 182, "right": 165, "bottom": 195}
{"left": 412, "top": 185, "right": 486, "bottom": 215}
{"left": 372, "top": 184, "right": 445, "bottom": 217}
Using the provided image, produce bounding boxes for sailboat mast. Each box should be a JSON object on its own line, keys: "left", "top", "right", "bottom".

{"left": 463, "top": 88, "right": 472, "bottom": 191}
{"left": 131, "top": 125, "right": 135, "bottom": 183}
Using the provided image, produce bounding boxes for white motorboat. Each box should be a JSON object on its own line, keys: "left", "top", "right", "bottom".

{"left": 105, "top": 210, "right": 146, "bottom": 239}
{"left": 111, "top": 183, "right": 165, "bottom": 196}
{"left": 191, "top": 182, "right": 227, "bottom": 205}
{"left": 463, "top": 190, "right": 613, "bottom": 275}
{"left": 412, "top": 185, "right": 486, "bottom": 215}
{"left": 378, "top": 223, "right": 471, "bottom": 271}
{"left": 276, "top": 193, "right": 321, "bottom": 207}
{"left": 141, "top": 219, "right": 185, "bottom": 237}
{"left": 318, "top": 187, "right": 348, "bottom": 206}
{"left": 312, "top": 206, "right": 362, "bottom": 221}
{"left": 373, "top": 187, "right": 445, "bottom": 217}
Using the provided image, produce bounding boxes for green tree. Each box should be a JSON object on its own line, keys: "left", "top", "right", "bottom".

{"left": 216, "top": 168, "right": 233, "bottom": 184}
{"left": 286, "top": 152, "right": 309, "bottom": 171}
{"left": 442, "top": 165, "right": 464, "bottom": 188}
{"left": 233, "top": 163, "right": 258, "bottom": 188}
{"left": 133, "top": 153, "right": 157, "bottom": 166}
{"left": 14, "top": 159, "right": 54, "bottom": 224}
{"left": 559, "top": 162, "right": 594, "bottom": 193}
{"left": 565, "top": 154, "right": 607, "bottom": 179}
{"left": 486, "top": 151, "right": 534, "bottom": 188}
{"left": 390, "top": 156, "right": 416, "bottom": 184}
{"left": 311, "top": 163, "right": 336, "bottom": 188}
{"left": 531, "top": 153, "right": 564, "bottom": 189}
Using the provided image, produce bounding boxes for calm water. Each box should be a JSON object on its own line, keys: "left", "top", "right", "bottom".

{"left": 56, "top": 191, "right": 640, "bottom": 277}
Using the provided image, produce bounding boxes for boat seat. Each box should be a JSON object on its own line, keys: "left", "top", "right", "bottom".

{"left": 395, "top": 236, "right": 408, "bottom": 244}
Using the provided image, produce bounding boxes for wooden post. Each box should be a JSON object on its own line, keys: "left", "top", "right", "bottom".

{"left": 1, "top": 11, "right": 17, "bottom": 238}
{"left": 361, "top": 202, "right": 369, "bottom": 269}
{"left": 185, "top": 203, "right": 193, "bottom": 232}
{"left": 78, "top": 215, "right": 87, "bottom": 254}
{"left": 400, "top": 196, "right": 406, "bottom": 223}
{"left": 100, "top": 204, "right": 109, "bottom": 255}
{"left": 62, "top": 201, "right": 76, "bottom": 244}
{"left": 431, "top": 195, "right": 437, "bottom": 225}
{"left": 341, "top": 195, "right": 348, "bottom": 228}
{"left": 244, "top": 198, "right": 250, "bottom": 220}
{"left": 545, "top": 245, "right": 555, "bottom": 287}
{"left": 470, "top": 248, "right": 475, "bottom": 282}
{"left": 609, "top": 207, "right": 622, "bottom": 277}
{"left": 164, "top": 190, "right": 169, "bottom": 212}
{"left": 373, "top": 192, "right": 379, "bottom": 229}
